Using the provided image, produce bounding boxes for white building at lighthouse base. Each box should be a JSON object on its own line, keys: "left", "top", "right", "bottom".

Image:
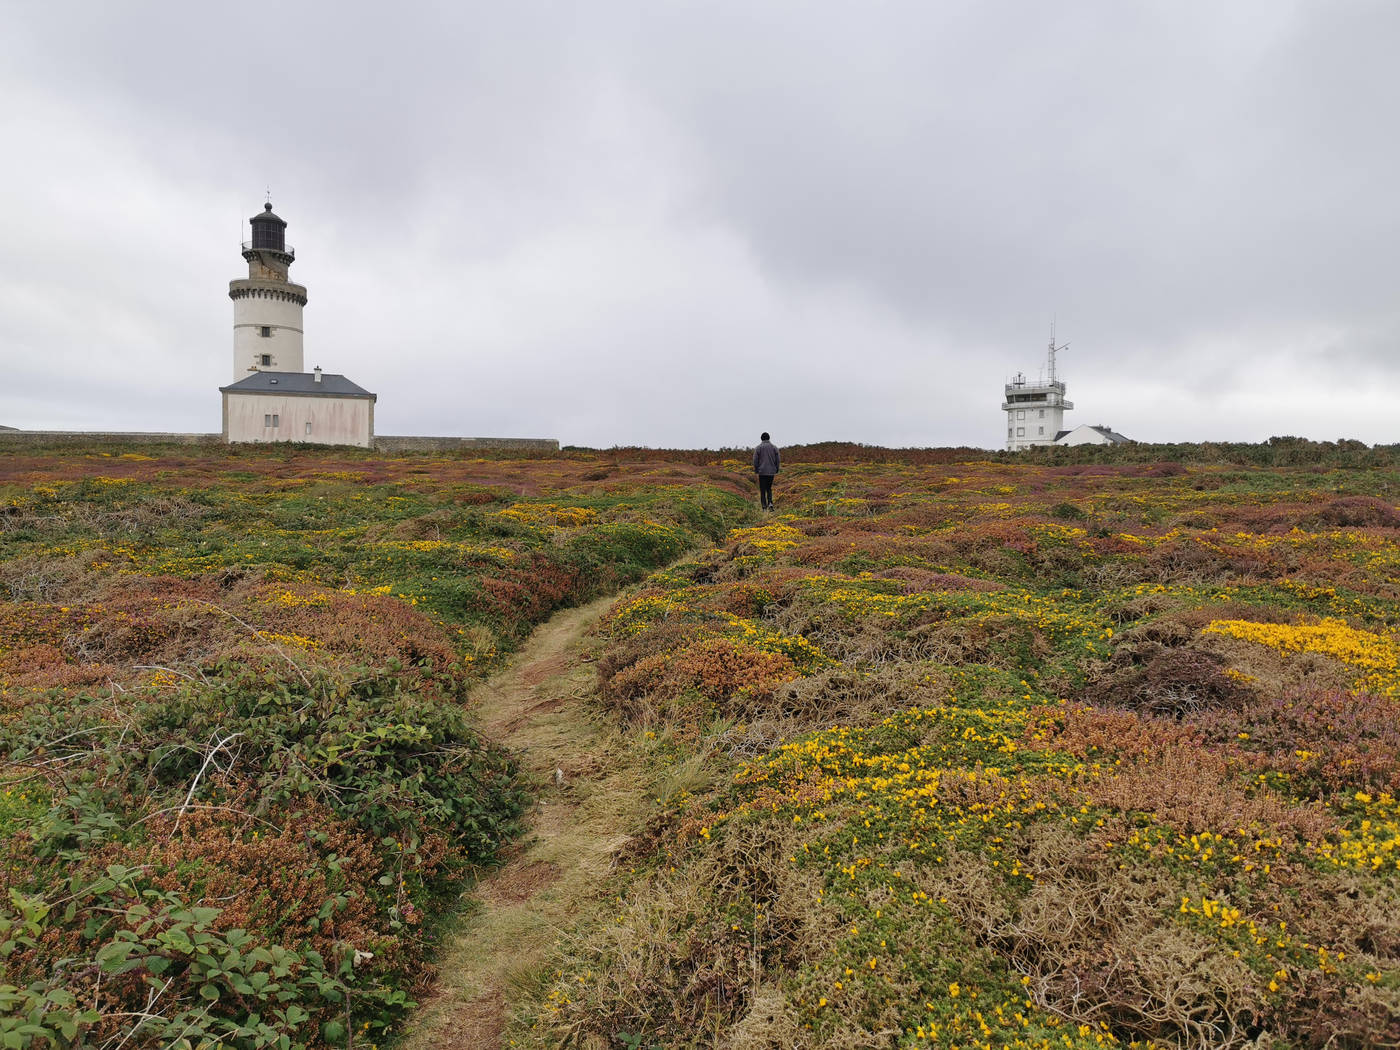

{"left": 220, "top": 369, "right": 375, "bottom": 447}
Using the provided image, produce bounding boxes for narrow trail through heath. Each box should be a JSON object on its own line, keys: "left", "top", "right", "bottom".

{"left": 402, "top": 595, "right": 645, "bottom": 1049}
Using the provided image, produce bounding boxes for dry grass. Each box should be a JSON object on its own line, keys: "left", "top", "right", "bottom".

{"left": 919, "top": 831, "right": 1268, "bottom": 1050}
{"left": 536, "top": 818, "right": 837, "bottom": 1048}
{"left": 1087, "top": 743, "right": 1337, "bottom": 841}
{"left": 721, "top": 666, "right": 948, "bottom": 758}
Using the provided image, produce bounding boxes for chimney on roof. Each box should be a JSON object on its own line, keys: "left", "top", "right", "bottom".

{"left": 314, "top": 366, "right": 322, "bottom": 383}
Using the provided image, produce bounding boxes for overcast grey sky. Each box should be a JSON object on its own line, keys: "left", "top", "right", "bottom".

{"left": 2, "top": 1, "right": 1397, "bottom": 448}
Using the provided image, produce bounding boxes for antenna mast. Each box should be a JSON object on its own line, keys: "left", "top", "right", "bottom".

{"left": 1047, "top": 319, "right": 1069, "bottom": 385}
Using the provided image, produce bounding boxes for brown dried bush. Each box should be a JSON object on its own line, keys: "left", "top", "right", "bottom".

{"left": 718, "top": 984, "right": 807, "bottom": 1050}
{"left": 102, "top": 493, "right": 211, "bottom": 539}
{"left": 871, "top": 566, "right": 1005, "bottom": 594}
{"left": 71, "top": 599, "right": 230, "bottom": 668}
{"left": 922, "top": 830, "right": 1269, "bottom": 1050}
{"left": 95, "top": 797, "right": 395, "bottom": 964}
{"left": 603, "top": 638, "right": 798, "bottom": 724}
{"left": 1084, "top": 619, "right": 1253, "bottom": 717}
{"left": 1141, "top": 538, "right": 1238, "bottom": 585}
{"left": 0, "top": 552, "right": 105, "bottom": 603}
{"left": 1086, "top": 743, "right": 1336, "bottom": 842}
{"left": 542, "top": 818, "right": 836, "bottom": 1047}
{"left": 1301, "top": 496, "right": 1400, "bottom": 530}
{"left": 901, "top": 614, "right": 1053, "bottom": 670}
{"left": 765, "top": 603, "right": 906, "bottom": 665}
{"left": 594, "top": 620, "right": 707, "bottom": 684}
{"left": 1198, "top": 634, "right": 1358, "bottom": 703}
{"left": 1195, "top": 689, "right": 1400, "bottom": 796}
{"left": 1251, "top": 870, "right": 1400, "bottom": 976}
{"left": 1101, "top": 591, "right": 1194, "bottom": 626}
{"left": 1266, "top": 970, "right": 1400, "bottom": 1049}
{"left": 5, "top": 793, "right": 403, "bottom": 1040}
{"left": 723, "top": 666, "right": 947, "bottom": 756}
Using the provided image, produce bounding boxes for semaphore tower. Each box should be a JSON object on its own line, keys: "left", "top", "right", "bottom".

{"left": 229, "top": 202, "right": 307, "bottom": 380}
{"left": 1003, "top": 327, "right": 1074, "bottom": 451}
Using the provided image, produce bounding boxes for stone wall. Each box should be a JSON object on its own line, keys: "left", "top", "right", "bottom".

{"left": 0, "top": 431, "right": 559, "bottom": 453}
{"left": 0, "top": 431, "right": 222, "bottom": 447}
{"left": 373, "top": 435, "right": 559, "bottom": 452}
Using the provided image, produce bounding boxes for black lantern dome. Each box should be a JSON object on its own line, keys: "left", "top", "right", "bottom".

{"left": 249, "top": 202, "right": 287, "bottom": 251}
{"left": 242, "top": 201, "right": 295, "bottom": 268}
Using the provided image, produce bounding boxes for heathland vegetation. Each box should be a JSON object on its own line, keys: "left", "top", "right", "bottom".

{"left": 2, "top": 440, "right": 1399, "bottom": 1048}
{"left": 0, "top": 446, "right": 742, "bottom": 1047}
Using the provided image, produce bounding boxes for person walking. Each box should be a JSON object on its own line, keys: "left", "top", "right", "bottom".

{"left": 753, "top": 432, "right": 780, "bottom": 511}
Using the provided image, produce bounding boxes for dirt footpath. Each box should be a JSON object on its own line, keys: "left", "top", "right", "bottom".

{"left": 401, "top": 596, "right": 643, "bottom": 1049}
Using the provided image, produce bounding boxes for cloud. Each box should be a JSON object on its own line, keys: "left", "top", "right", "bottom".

{"left": 3, "top": 1, "right": 1399, "bottom": 446}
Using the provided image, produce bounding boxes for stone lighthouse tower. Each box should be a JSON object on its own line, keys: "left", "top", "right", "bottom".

{"left": 229, "top": 202, "right": 307, "bottom": 380}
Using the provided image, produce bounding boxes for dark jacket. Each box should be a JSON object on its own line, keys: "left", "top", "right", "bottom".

{"left": 753, "top": 440, "right": 780, "bottom": 476}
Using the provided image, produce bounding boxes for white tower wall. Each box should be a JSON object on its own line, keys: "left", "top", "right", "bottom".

{"left": 1003, "top": 389, "right": 1070, "bottom": 451}
{"left": 231, "top": 285, "right": 305, "bottom": 377}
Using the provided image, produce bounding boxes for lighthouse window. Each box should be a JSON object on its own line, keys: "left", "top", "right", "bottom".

{"left": 1038, "top": 409, "right": 1045, "bottom": 418}
{"left": 264, "top": 413, "right": 280, "bottom": 429}
{"left": 259, "top": 353, "right": 271, "bottom": 366}
{"left": 259, "top": 326, "right": 271, "bottom": 338}
{"left": 1016, "top": 427, "right": 1025, "bottom": 437}
{"left": 1038, "top": 426, "right": 1045, "bottom": 435}
{"left": 305, "top": 421, "right": 313, "bottom": 436}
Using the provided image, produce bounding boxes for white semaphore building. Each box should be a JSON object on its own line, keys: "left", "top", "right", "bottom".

{"left": 219, "top": 202, "right": 376, "bottom": 447}
{"left": 1003, "top": 331, "right": 1074, "bottom": 451}
{"left": 1001, "top": 329, "right": 1130, "bottom": 450}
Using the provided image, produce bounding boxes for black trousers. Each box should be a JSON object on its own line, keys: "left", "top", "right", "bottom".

{"left": 757, "top": 474, "right": 775, "bottom": 509}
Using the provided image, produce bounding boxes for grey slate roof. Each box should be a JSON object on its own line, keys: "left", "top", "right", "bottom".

{"left": 219, "top": 371, "right": 376, "bottom": 399}
{"left": 1088, "top": 425, "right": 1132, "bottom": 443}
{"left": 1053, "top": 425, "right": 1132, "bottom": 444}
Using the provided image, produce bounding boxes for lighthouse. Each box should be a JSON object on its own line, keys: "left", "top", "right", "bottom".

{"left": 220, "top": 200, "right": 376, "bottom": 447}
{"left": 229, "top": 202, "right": 307, "bottom": 380}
